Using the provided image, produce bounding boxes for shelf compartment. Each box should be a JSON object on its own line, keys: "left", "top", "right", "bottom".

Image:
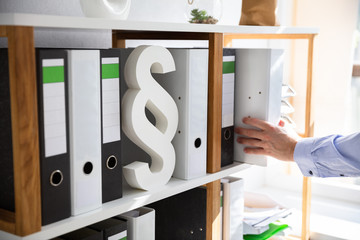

{"left": 0, "top": 162, "right": 250, "bottom": 240}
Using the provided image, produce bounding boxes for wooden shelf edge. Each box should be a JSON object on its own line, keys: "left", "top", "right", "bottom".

{"left": 0, "top": 209, "right": 15, "bottom": 234}
{"left": 223, "top": 33, "right": 318, "bottom": 47}
{"left": 0, "top": 26, "right": 6, "bottom": 37}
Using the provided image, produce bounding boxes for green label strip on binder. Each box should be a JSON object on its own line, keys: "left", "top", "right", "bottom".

{"left": 119, "top": 237, "right": 127, "bottom": 240}
{"left": 102, "top": 63, "right": 119, "bottom": 79}
{"left": 223, "top": 61, "right": 235, "bottom": 74}
{"left": 43, "top": 66, "right": 65, "bottom": 83}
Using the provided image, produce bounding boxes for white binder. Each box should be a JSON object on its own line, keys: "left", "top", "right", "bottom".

{"left": 118, "top": 207, "right": 155, "bottom": 240}
{"left": 222, "top": 177, "right": 244, "bottom": 240}
{"left": 68, "top": 50, "right": 102, "bottom": 215}
{"left": 155, "top": 48, "right": 208, "bottom": 180}
{"left": 234, "top": 49, "right": 283, "bottom": 166}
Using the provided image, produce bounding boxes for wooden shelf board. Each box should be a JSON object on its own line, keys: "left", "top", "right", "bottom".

{"left": 0, "top": 162, "right": 250, "bottom": 240}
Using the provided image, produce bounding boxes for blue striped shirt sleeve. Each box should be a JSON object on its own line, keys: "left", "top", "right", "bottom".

{"left": 293, "top": 132, "right": 360, "bottom": 177}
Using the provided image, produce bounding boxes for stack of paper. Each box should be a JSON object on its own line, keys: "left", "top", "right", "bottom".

{"left": 243, "top": 192, "right": 292, "bottom": 237}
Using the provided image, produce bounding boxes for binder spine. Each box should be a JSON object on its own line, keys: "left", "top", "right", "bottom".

{"left": 68, "top": 50, "right": 102, "bottom": 215}
{"left": 100, "top": 50, "right": 122, "bottom": 203}
{"left": 221, "top": 49, "right": 236, "bottom": 167}
{"left": 118, "top": 207, "right": 155, "bottom": 240}
{"left": 37, "top": 49, "right": 71, "bottom": 225}
{"left": 0, "top": 49, "right": 14, "bottom": 212}
{"left": 155, "top": 49, "right": 208, "bottom": 180}
{"left": 268, "top": 50, "right": 284, "bottom": 124}
{"left": 187, "top": 49, "right": 208, "bottom": 179}
{"left": 228, "top": 177, "right": 244, "bottom": 240}
{"left": 41, "top": 58, "right": 68, "bottom": 158}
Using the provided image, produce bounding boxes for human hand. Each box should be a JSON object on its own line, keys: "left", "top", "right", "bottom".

{"left": 234, "top": 117, "right": 297, "bottom": 162}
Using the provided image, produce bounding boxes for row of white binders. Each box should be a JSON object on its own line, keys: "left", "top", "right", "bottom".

{"left": 0, "top": 46, "right": 289, "bottom": 227}
{"left": 39, "top": 48, "right": 209, "bottom": 225}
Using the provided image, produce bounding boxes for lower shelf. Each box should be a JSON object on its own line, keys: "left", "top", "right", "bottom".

{"left": 0, "top": 162, "right": 250, "bottom": 240}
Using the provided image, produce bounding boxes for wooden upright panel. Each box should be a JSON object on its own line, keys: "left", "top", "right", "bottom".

{"left": 301, "top": 35, "right": 315, "bottom": 240}
{"left": 206, "top": 32, "right": 223, "bottom": 240}
{"left": 304, "top": 35, "right": 315, "bottom": 139}
{"left": 112, "top": 30, "right": 126, "bottom": 48}
{"left": 223, "top": 33, "right": 314, "bottom": 47}
{"left": 6, "top": 26, "right": 41, "bottom": 236}
{"left": 0, "top": 209, "right": 15, "bottom": 234}
{"left": 206, "top": 180, "right": 221, "bottom": 240}
{"left": 302, "top": 177, "right": 311, "bottom": 240}
{"left": 207, "top": 32, "right": 223, "bottom": 174}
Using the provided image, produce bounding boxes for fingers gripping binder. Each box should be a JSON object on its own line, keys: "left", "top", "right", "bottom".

{"left": 234, "top": 49, "right": 283, "bottom": 166}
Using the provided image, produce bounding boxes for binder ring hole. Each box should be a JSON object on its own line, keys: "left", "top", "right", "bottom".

{"left": 83, "top": 162, "right": 93, "bottom": 175}
{"left": 224, "top": 129, "right": 232, "bottom": 141}
{"left": 50, "top": 170, "right": 63, "bottom": 187}
{"left": 194, "top": 138, "right": 201, "bottom": 148}
{"left": 106, "top": 155, "right": 118, "bottom": 170}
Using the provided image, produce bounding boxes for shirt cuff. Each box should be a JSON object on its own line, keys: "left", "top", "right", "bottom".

{"left": 293, "top": 137, "right": 319, "bottom": 177}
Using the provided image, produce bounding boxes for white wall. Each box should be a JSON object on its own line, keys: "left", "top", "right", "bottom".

{"left": 291, "top": 0, "right": 359, "bottom": 136}
{"left": 127, "top": 0, "right": 242, "bottom": 25}
{"left": 265, "top": 0, "right": 360, "bottom": 205}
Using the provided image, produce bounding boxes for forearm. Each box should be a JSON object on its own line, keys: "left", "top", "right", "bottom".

{"left": 294, "top": 133, "right": 360, "bottom": 177}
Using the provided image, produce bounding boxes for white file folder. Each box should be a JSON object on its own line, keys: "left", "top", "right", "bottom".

{"left": 222, "top": 177, "right": 244, "bottom": 240}
{"left": 68, "top": 50, "right": 102, "bottom": 215}
{"left": 234, "top": 49, "right": 283, "bottom": 166}
{"left": 155, "top": 48, "right": 208, "bottom": 180}
{"left": 118, "top": 207, "right": 155, "bottom": 240}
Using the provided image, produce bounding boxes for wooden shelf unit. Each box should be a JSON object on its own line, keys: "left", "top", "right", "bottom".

{"left": 0, "top": 13, "right": 318, "bottom": 240}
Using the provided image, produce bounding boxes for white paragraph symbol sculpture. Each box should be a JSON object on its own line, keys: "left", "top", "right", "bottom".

{"left": 122, "top": 45, "right": 178, "bottom": 190}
